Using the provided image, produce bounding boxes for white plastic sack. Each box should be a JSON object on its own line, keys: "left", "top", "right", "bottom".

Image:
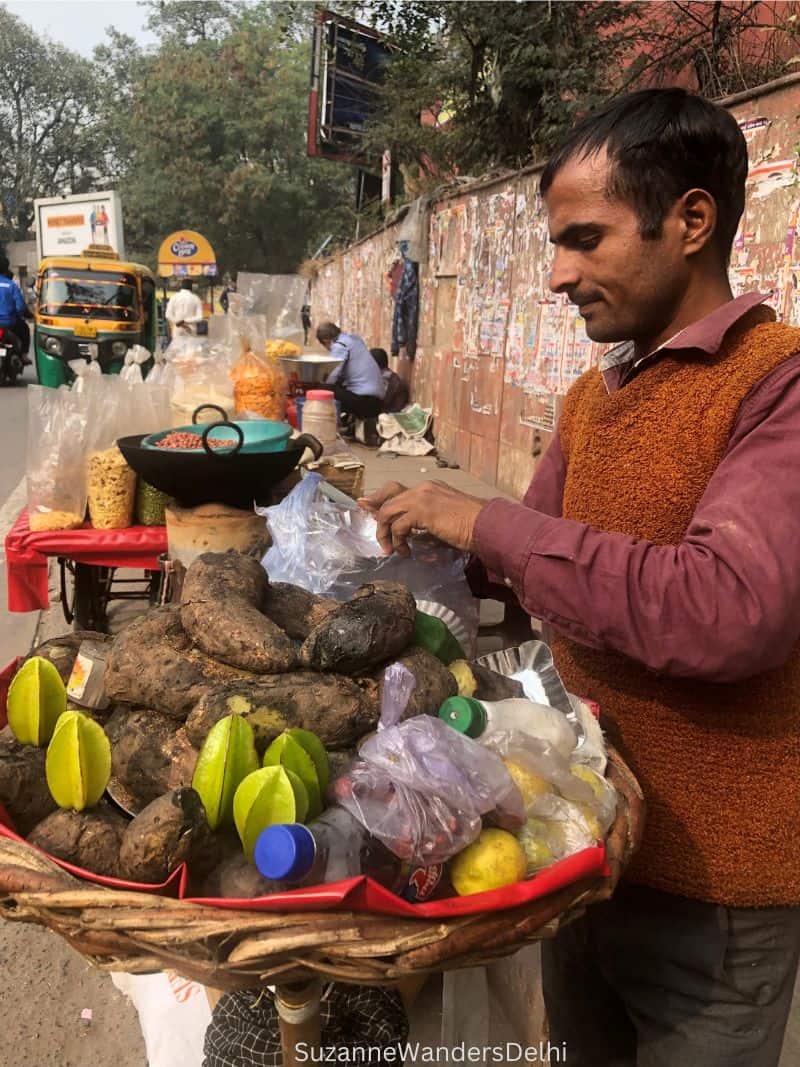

{"left": 110, "top": 970, "right": 211, "bottom": 1067}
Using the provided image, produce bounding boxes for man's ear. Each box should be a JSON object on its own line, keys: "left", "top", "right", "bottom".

{"left": 680, "top": 188, "right": 717, "bottom": 257}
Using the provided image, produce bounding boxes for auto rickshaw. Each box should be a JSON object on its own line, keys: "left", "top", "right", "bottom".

{"left": 34, "top": 246, "right": 158, "bottom": 387}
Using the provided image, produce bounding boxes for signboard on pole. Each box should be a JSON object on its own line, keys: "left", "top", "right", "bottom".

{"left": 34, "top": 191, "right": 124, "bottom": 261}
{"left": 157, "top": 230, "right": 217, "bottom": 277}
{"left": 308, "top": 9, "right": 395, "bottom": 167}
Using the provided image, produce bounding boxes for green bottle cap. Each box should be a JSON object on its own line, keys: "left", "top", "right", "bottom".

{"left": 438, "top": 696, "right": 487, "bottom": 738}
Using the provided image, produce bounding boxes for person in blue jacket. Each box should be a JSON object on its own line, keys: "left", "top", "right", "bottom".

{"left": 0, "top": 256, "right": 31, "bottom": 357}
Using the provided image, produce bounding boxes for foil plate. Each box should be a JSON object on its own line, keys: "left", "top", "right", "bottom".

{"left": 475, "top": 639, "right": 583, "bottom": 743}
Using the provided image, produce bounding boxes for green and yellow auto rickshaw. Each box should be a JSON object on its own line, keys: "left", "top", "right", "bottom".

{"left": 34, "top": 247, "right": 158, "bottom": 387}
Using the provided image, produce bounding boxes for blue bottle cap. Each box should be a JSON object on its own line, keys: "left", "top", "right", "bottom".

{"left": 254, "top": 824, "right": 316, "bottom": 882}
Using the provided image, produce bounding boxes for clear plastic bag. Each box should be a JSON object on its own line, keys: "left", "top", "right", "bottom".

{"left": 378, "top": 663, "right": 416, "bottom": 730}
{"left": 259, "top": 475, "right": 479, "bottom": 651}
{"left": 69, "top": 357, "right": 103, "bottom": 393}
{"left": 166, "top": 336, "right": 235, "bottom": 426}
{"left": 260, "top": 473, "right": 383, "bottom": 596}
{"left": 517, "top": 805, "right": 598, "bottom": 873}
{"left": 331, "top": 716, "right": 525, "bottom": 865}
{"left": 231, "top": 336, "right": 286, "bottom": 421}
{"left": 120, "top": 344, "right": 151, "bottom": 383}
{"left": 27, "top": 386, "right": 90, "bottom": 531}
{"left": 484, "top": 730, "right": 616, "bottom": 832}
{"left": 86, "top": 377, "right": 137, "bottom": 529}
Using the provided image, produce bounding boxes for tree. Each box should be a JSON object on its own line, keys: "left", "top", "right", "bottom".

{"left": 100, "top": 2, "right": 354, "bottom": 273}
{"left": 0, "top": 6, "right": 108, "bottom": 240}
{"left": 351, "top": 0, "right": 800, "bottom": 186}
{"left": 352, "top": 1, "right": 643, "bottom": 178}
{"left": 629, "top": 1, "right": 800, "bottom": 98}
{"left": 144, "top": 1, "right": 239, "bottom": 43}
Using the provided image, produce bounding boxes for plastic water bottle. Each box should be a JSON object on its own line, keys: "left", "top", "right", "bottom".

{"left": 253, "top": 807, "right": 443, "bottom": 902}
{"left": 438, "top": 695, "right": 576, "bottom": 757}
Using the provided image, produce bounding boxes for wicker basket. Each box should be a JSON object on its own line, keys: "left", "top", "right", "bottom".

{"left": 0, "top": 747, "right": 643, "bottom": 993}
{"left": 309, "top": 461, "right": 365, "bottom": 499}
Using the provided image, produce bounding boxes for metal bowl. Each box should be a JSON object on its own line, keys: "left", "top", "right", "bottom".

{"left": 279, "top": 353, "right": 343, "bottom": 384}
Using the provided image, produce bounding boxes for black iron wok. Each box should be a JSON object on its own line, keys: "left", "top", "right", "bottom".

{"left": 117, "top": 432, "right": 322, "bottom": 509}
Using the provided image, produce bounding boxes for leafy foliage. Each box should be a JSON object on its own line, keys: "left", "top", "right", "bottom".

{"left": 0, "top": 6, "right": 109, "bottom": 240}
{"left": 96, "top": 2, "right": 355, "bottom": 273}
{"left": 351, "top": 0, "right": 800, "bottom": 185}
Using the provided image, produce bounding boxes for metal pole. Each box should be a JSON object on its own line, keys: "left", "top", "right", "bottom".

{"left": 275, "top": 979, "right": 323, "bottom": 1066}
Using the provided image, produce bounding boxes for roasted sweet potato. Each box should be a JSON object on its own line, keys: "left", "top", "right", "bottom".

{"left": 185, "top": 672, "right": 379, "bottom": 753}
{"left": 118, "top": 788, "right": 218, "bottom": 884}
{"left": 301, "top": 581, "right": 416, "bottom": 674}
{"left": 262, "top": 582, "right": 338, "bottom": 640}
{"left": 105, "top": 708, "right": 198, "bottom": 812}
{"left": 27, "top": 631, "right": 111, "bottom": 686}
{"left": 105, "top": 606, "right": 250, "bottom": 720}
{"left": 373, "top": 646, "right": 458, "bottom": 720}
{"left": 0, "top": 727, "right": 58, "bottom": 835}
{"left": 470, "top": 663, "right": 525, "bottom": 702}
{"left": 27, "top": 804, "right": 127, "bottom": 878}
{"left": 181, "top": 552, "right": 299, "bottom": 673}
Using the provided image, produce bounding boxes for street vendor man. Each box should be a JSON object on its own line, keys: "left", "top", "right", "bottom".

{"left": 360, "top": 88, "right": 800, "bottom": 1066}
{"left": 316, "top": 321, "right": 386, "bottom": 419}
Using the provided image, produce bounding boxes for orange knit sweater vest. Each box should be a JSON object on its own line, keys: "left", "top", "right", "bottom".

{"left": 553, "top": 307, "right": 800, "bottom": 907}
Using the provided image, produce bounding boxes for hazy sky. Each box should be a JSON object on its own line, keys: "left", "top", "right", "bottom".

{"left": 5, "top": 1, "right": 156, "bottom": 56}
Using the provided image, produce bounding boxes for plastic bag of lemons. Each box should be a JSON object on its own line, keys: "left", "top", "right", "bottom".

{"left": 485, "top": 730, "right": 617, "bottom": 875}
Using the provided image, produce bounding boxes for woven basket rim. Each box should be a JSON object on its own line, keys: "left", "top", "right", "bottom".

{"left": 0, "top": 745, "right": 644, "bottom": 988}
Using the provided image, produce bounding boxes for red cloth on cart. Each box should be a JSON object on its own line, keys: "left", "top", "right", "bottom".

{"left": 5, "top": 509, "right": 167, "bottom": 613}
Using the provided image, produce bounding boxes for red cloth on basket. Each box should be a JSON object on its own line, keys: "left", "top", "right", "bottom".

{"left": 5, "top": 509, "right": 167, "bottom": 612}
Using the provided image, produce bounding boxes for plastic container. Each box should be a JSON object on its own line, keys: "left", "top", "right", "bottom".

{"left": 296, "top": 395, "right": 341, "bottom": 434}
{"left": 300, "top": 389, "right": 337, "bottom": 454}
{"left": 438, "top": 695, "right": 577, "bottom": 757}
{"left": 254, "top": 807, "right": 443, "bottom": 902}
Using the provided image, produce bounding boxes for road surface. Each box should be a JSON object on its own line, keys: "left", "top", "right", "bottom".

{"left": 0, "top": 370, "right": 147, "bottom": 1067}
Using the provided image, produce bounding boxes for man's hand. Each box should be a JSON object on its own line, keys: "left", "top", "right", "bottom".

{"left": 358, "top": 480, "right": 487, "bottom": 556}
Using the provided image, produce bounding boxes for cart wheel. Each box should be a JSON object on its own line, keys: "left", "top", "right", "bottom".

{"left": 73, "top": 564, "right": 109, "bottom": 633}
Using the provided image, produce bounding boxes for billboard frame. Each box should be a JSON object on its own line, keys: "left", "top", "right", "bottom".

{"left": 34, "top": 190, "right": 125, "bottom": 262}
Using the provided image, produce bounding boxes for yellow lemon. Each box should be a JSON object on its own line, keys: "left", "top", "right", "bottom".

{"left": 449, "top": 828, "right": 527, "bottom": 896}
{"left": 576, "top": 803, "right": 602, "bottom": 841}
{"left": 504, "top": 759, "right": 553, "bottom": 807}
{"left": 570, "top": 763, "right": 605, "bottom": 800}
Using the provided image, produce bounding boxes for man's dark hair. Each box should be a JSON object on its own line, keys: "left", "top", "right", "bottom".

{"left": 370, "top": 346, "right": 389, "bottom": 370}
{"left": 180, "top": 278, "right": 194, "bottom": 291}
{"left": 540, "top": 88, "right": 748, "bottom": 261}
{"left": 0, "top": 256, "right": 9, "bottom": 275}
{"left": 316, "top": 321, "right": 340, "bottom": 345}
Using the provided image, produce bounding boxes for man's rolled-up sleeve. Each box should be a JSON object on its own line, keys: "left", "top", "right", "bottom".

{"left": 471, "top": 362, "right": 800, "bottom": 682}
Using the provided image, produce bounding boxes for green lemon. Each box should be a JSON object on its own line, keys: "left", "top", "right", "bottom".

{"left": 192, "top": 714, "right": 259, "bottom": 830}
{"left": 233, "top": 766, "right": 309, "bottom": 860}
{"left": 45, "top": 711, "right": 111, "bottom": 811}
{"left": 7, "top": 657, "right": 67, "bottom": 746}
{"left": 518, "top": 817, "right": 556, "bottom": 874}
{"left": 449, "top": 828, "right": 527, "bottom": 896}
{"left": 263, "top": 732, "right": 323, "bottom": 819}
